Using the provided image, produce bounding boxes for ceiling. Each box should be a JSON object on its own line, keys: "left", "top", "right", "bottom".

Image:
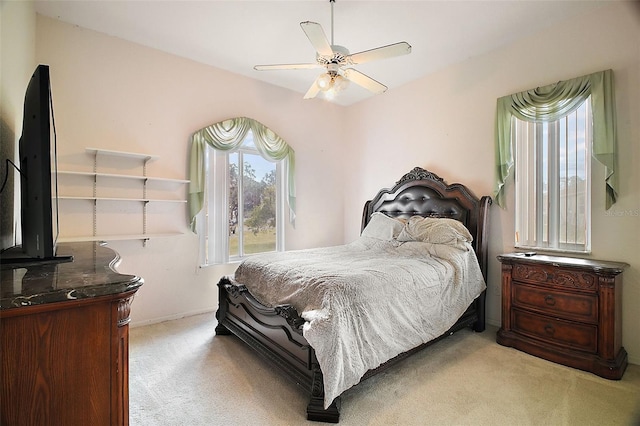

{"left": 34, "top": 0, "right": 611, "bottom": 106}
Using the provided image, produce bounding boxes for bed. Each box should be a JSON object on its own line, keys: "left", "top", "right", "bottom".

{"left": 215, "top": 167, "right": 492, "bottom": 422}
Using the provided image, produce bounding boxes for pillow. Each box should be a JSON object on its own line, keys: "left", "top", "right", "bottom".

{"left": 396, "top": 216, "right": 473, "bottom": 245}
{"left": 361, "top": 212, "right": 405, "bottom": 240}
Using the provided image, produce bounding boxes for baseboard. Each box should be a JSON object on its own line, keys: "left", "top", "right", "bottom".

{"left": 486, "top": 317, "right": 500, "bottom": 328}
{"left": 130, "top": 308, "right": 216, "bottom": 328}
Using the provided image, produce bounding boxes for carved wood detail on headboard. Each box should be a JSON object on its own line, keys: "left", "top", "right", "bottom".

{"left": 396, "top": 167, "right": 445, "bottom": 185}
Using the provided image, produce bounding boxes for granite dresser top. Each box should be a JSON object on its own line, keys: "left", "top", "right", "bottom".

{"left": 1, "top": 242, "right": 143, "bottom": 310}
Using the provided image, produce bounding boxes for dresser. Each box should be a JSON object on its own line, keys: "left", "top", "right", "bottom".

{"left": 496, "top": 253, "right": 628, "bottom": 379}
{"left": 1, "top": 242, "right": 143, "bottom": 425}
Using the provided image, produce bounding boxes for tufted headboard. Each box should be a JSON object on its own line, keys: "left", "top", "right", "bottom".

{"left": 361, "top": 167, "right": 492, "bottom": 280}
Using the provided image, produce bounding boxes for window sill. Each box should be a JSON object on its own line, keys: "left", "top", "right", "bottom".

{"left": 198, "top": 260, "right": 242, "bottom": 269}
{"left": 513, "top": 245, "right": 591, "bottom": 256}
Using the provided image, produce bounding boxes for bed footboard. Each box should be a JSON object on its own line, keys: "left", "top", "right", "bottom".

{"left": 216, "top": 276, "right": 341, "bottom": 422}
{"left": 216, "top": 276, "right": 484, "bottom": 423}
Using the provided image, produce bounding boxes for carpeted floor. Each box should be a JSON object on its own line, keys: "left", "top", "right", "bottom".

{"left": 129, "top": 313, "right": 640, "bottom": 426}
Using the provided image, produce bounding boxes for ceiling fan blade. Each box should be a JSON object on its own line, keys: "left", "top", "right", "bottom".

{"left": 343, "top": 69, "right": 387, "bottom": 94}
{"left": 348, "top": 42, "right": 412, "bottom": 65}
{"left": 300, "top": 21, "right": 334, "bottom": 58}
{"left": 254, "top": 63, "right": 321, "bottom": 71}
{"left": 303, "top": 78, "right": 321, "bottom": 99}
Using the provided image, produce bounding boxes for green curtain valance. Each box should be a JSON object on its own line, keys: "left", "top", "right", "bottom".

{"left": 188, "top": 117, "right": 296, "bottom": 229}
{"left": 494, "top": 69, "right": 618, "bottom": 209}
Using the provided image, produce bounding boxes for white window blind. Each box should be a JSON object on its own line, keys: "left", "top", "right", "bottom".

{"left": 514, "top": 97, "right": 592, "bottom": 253}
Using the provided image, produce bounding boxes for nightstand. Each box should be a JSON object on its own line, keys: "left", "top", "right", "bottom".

{"left": 496, "top": 253, "right": 629, "bottom": 379}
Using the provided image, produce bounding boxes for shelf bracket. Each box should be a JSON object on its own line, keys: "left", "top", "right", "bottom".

{"left": 92, "top": 152, "right": 98, "bottom": 238}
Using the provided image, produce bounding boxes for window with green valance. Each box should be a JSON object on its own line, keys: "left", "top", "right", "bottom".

{"left": 494, "top": 69, "right": 618, "bottom": 210}
{"left": 188, "top": 117, "right": 296, "bottom": 230}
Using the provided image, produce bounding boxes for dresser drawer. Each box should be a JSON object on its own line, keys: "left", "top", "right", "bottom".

{"left": 512, "top": 282, "right": 598, "bottom": 323}
{"left": 512, "top": 308, "right": 598, "bottom": 353}
{"left": 512, "top": 263, "right": 597, "bottom": 293}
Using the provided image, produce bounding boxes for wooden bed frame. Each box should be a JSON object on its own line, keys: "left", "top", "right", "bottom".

{"left": 215, "top": 167, "right": 492, "bottom": 422}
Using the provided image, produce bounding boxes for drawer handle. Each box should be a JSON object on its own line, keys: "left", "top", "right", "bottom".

{"left": 545, "top": 272, "right": 553, "bottom": 281}
{"left": 544, "top": 324, "right": 555, "bottom": 335}
{"left": 544, "top": 295, "right": 556, "bottom": 306}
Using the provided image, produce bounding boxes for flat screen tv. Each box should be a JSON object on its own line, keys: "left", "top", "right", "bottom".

{"left": 1, "top": 64, "right": 70, "bottom": 265}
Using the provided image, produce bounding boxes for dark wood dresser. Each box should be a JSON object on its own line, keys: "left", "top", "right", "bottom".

{"left": 496, "top": 253, "right": 628, "bottom": 379}
{"left": 1, "top": 242, "right": 143, "bottom": 426}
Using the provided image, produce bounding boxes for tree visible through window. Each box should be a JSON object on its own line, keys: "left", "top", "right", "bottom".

{"left": 228, "top": 143, "right": 277, "bottom": 258}
{"left": 200, "top": 129, "right": 283, "bottom": 265}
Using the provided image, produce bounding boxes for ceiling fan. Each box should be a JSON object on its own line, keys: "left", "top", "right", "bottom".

{"left": 254, "top": 0, "right": 412, "bottom": 99}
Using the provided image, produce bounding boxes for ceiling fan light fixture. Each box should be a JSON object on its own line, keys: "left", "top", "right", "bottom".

{"left": 333, "top": 74, "right": 349, "bottom": 91}
{"left": 317, "top": 73, "right": 333, "bottom": 91}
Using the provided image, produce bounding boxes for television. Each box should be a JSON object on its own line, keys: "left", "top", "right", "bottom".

{"left": 1, "top": 64, "right": 70, "bottom": 265}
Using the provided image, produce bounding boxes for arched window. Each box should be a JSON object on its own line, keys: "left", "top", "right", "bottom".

{"left": 188, "top": 117, "right": 295, "bottom": 265}
{"left": 494, "top": 69, "right": 618, "bottom": 253}
{"left": 513, "top": 98, "right": 592, "bottom": 252}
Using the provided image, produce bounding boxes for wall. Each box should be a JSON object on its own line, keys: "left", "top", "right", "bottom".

{"left": 34, "top": 15, "right": 346, "bottom": 326}
{"left": 0, "top": 1, "right": 36, "bottom": 249}
{"left": 343, "top": 2, "right": 640, "bottom": 363}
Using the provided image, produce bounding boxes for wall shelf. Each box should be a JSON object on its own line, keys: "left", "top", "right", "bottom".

{"left": 57, "top": 233, "right": 183, "bottom": 243}
{"left": 59, "top": 195, "right": 187, "bottom": 203}
{"left": 57, "top": 148, "right": 189, "bottom": 244}
{"left": 57, "top": 170, "right": 190, "bottom": 185}
{"left": 86, "top": 147, "right": 159, "bottom": 162}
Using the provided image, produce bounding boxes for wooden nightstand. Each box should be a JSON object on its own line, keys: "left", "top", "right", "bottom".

{"left": 496, "top": 253, "right": 629, "bottom": 379}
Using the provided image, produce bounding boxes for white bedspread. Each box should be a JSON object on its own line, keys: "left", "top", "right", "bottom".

{"left": 233, "top": 236, "right": 486, "bottom": 408}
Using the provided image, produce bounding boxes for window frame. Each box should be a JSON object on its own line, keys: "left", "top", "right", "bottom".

{"left": 513, "top": 98, "right": 592, "bottom": 254}
{"left": 199, "top": 137, "right": 285, "bottom": 266}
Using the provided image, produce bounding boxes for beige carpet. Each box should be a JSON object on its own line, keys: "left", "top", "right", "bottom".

{"left": 129, "top": 313, "right": 640, "bottom": 426}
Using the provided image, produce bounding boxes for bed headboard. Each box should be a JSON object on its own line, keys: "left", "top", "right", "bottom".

{"left": 361, "top": 167, "right": 492, "bottom": 279}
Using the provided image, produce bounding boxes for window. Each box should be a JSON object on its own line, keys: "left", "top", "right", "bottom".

{"left": 228, "top": 136, "right": 280, "bottom": 258}
{"left": 188, "top": 117, "right": 294, "bottom": 267}
{"left": 514, "top": 98, "right": 592, "bottom": 252}
{"left": 494, "top": 70, "right": 619, "bottom": 254}
{"left": 202, "top": 130, "right": 285, "bottom": 265}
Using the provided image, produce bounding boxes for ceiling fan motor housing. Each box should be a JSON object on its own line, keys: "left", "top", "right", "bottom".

{"left": 326, "top": 63, "right": 340, "bottom": 75}
{"left": 317, "top": 45, "right": 350, "bottom": 66}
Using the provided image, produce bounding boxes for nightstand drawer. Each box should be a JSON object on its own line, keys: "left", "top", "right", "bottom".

{"left": 512, "top": 308, "right": 597, "bottom": 353}
{"left": 512, "top": 263, "right": 597, "bottom": 292}
{"left": 512, "top": 282, "right": 598, "bottom": 323}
